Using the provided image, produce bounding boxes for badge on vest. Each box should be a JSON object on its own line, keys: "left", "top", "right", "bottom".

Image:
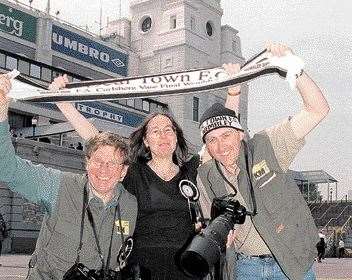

{"left": 252, "top": 160, "right": 270, "bottom": 180}
{"left": 115, "top": 220, "right": 130, "bottom": 235}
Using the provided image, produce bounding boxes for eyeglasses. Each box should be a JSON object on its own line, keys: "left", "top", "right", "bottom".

{"left": 146, "top": 125, "right": 176, "bottom": 138}
{"left": 88, "top": 158, "right": 123, "bottom": 170}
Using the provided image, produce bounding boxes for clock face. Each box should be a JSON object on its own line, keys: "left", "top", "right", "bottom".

{"left": 141, "top": 16, "right": 152, "bottom": 32}
{"left": 206, "top": 21, "right": 213, "bottom": 37}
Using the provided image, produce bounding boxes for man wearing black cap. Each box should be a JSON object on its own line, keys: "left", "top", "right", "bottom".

{"left": 197, "top": 43, "right": 329, "bottom": 280}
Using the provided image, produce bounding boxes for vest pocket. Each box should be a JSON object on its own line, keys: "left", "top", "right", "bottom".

{"left": 45, "top": 219, "right": 83, "bottom": 271}
{"left": 257, "top": 172, "right": 284, "bottom": 214}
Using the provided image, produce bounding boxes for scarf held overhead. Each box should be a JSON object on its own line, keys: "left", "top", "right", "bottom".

{"left": 8, "top": 50, "right": 304, "bottom": 103}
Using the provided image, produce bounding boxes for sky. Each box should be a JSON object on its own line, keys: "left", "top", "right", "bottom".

{"left": 26, "top": 0, "right": 352, "bottom": 199}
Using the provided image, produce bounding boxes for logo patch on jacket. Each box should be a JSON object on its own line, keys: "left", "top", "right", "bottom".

{"left": 252, "top": 160, "right": 270, "bottom": 180}
{"left": 115, "top": 220, "right": 130, "bottom": 235}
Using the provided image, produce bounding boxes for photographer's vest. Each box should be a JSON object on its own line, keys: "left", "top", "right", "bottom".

{"left": 198, "top": 132, "right": 318, "bottom": 280}
{"left": 28, "top": 173, "right": 138, "bottom": 280}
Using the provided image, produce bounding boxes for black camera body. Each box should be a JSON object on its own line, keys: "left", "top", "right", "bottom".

{"left": 179, "top": 197, "right": 247, "bottom": 278}
{"left": 63, "top": 263, "right": 121, "bottom": 280}
{"left": 210, "top": 197, "right": 247, "bottom": 225}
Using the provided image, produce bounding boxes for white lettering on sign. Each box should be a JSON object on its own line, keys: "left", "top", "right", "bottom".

{"left": 52, "top": 33, "right": 120, "bottom": 65}
{"left": 0, "top": 9, "right": 23, "bottom": 37}
{"left": 77, "top": 104, "right": 124, "bottom": 123}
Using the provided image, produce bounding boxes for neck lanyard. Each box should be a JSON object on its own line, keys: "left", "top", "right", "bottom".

{"left": 214, "top": 141, "right": 257, "bottom": 216}
{"left": 75, "top": 181, "right": 125, "bottom": 272}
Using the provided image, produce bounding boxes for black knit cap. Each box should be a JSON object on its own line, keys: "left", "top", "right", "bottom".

{"left": 199, "top": 103, "right": 243, "bottom": 142}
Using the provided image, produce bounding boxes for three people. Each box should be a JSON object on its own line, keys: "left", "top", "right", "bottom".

{"left": 197, "top": 43, "right": 329, "bottom": 279}
{"left": 0, "top": 76, "right": 137, "bottom": 279}
{"left": 1, "top": 41, "right": 329, "bottom": 280}
{"left": 52, "top": 63, "right": 241, "bottom": 279}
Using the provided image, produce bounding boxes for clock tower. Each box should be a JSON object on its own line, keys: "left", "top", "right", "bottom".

{"left": 129, "top": 0, "right": 248, "bottom": 148}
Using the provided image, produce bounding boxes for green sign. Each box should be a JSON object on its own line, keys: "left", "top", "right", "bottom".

{"left": 0, "top": 3, "right": 37, "bottom": 43}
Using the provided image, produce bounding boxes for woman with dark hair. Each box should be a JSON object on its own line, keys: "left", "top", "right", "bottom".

{"left": 121, "top": 111, "right": 200, "bottom": 279}
{"left": 129, "top": 111, "right": 188, "bottom": 164}
{"left": 52, "top": 63, "right": 241, "bottom": 279}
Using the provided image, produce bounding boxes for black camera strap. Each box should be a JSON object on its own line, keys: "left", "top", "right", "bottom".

{"left": 75, "top": 181, "right": 89, "bottom": 264}
{"left": 106, "top": 203, "right": 124, "bottom": 272}
{"left": 215, "top": 160, "right": 238, "bottom": 196}
{"left": 86, "top": 202, "right": 120, "bottom": 273}
{"left": 242, "top": 141, "right": 257, "bottom": 216}
{"left": 76, "top": 179, "right": 126, "bottom": 274}
{"left": 213, "top": 141, "right": 257, "bottom": 216}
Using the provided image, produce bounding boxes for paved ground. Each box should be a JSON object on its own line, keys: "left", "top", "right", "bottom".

{"left": 1, "top": 255, "right": 352, "bottom": 279}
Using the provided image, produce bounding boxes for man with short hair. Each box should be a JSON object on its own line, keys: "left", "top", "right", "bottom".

{"left": 0, "top": 74, "right": 137, "bottom": 279}
{"left": 197, "top": 43, "right": 329, "bottom": 280}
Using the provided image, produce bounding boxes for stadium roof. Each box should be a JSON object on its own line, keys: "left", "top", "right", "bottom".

{"left": 289, "top": 170, "right": 338, "bottom": 184}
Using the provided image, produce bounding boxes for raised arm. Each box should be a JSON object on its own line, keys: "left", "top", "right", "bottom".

{"left": 53, "top": 75, "right": 99, "bottom": 140}
{"left": 289, "top": 72, "right": 330, "bottom": 139}
{"left": 267, "top": 43, "right": 330, "bottom": 139}
{"left": 0, "top": 74, "right": 61, "bottom": 213}
{"left": 223, "top": 63, "right": 241, "bottom": 113}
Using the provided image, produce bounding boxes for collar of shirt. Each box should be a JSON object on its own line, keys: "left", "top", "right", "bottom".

{"left": 87, "top": 181, "right": 123, "bottom": 209}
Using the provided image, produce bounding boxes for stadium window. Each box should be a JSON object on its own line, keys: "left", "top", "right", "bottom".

{"left": 206, "top": 21, "right": 213, "bottom": 37}
{"left": 118, "top": 99, "right": 127, "bottom": 106}
{"left": 18, "top": 60, "right": 30, "bottom": 75}
{"left": 157, "top": 104, "right": 167, "bottom": 112}
{"left": 30, "top": 64, "right": 41, "bottom": 78}
{"left": 6, "top": 56, "right": 18, "bottom": 70}
{"left": 193, "top": 97, "right": 199, "bottom": 122}
{"left": 127, "top": 99, "right": 135, "bottom": 107}
{"left": 66, "top": 75, "right": 73, "bottom": 82}
{"left": 72, "top": 77, "right": 81, "bottom": 83}
{"left": 170, "top": 15, "right": 177, "bottom": 29}
{"left": 135, "top": 99, "right": 143, "bottom": 110}
{"left": 41, "top": 67, "right": 52, "bottom": 82}
{"left": 149, "top": 102, "right": 157, "bottom": 112}
{"left": 0, "top": 53, "right": 5, "bottom": 68}
{"left": 141, "top": 16, "right": 152, "bottom": 32}
{"left": 142, "top": 100, "right": 150, "bottom": 112}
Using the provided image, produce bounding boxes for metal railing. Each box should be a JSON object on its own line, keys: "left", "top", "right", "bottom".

{"left": 323, "top": 206, "right": 352, "bottom": 228}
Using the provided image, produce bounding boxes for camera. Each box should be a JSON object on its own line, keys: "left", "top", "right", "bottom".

{"left": 179, "top": 196, "right": 248, "bottom": 278}
{"left": 63, "top": 263, "right": 121, "bottom": 280}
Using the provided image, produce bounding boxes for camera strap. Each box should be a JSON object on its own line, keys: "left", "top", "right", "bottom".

{"left": 242, "top": 141, "right": 257, "bottom": 216}
{"left": 86, "top": 202, "right": 119, "bottom": 272}
{"left": 75, "top": 182, "right": 88, "bottom": 264}
{"left": 215, "top": 160, "right": 238, "bottom": 196}
{"left": 106, "top": 203, "right": 125, "bottom": 272}
{"left": 213, "top": 141, "right": 257, "bottom": 216}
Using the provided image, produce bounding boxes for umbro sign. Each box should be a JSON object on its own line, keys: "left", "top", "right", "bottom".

{"left": 51, "top": 25, "right": 128, "bottom": 76}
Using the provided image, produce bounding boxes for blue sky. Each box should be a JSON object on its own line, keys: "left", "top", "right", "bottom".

{"left": 28, "top": 0, "right": 351, "bottom": 199}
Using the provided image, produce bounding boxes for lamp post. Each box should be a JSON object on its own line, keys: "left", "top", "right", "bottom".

{"left": 31, "top": 116, "right": 38, "bottom": 138}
